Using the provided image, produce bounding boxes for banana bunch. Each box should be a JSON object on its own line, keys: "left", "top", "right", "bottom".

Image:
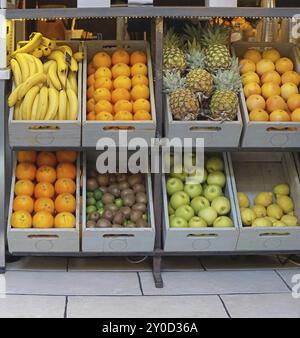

{"left": 9, "top": 32, "right": 83, "bottom": 121}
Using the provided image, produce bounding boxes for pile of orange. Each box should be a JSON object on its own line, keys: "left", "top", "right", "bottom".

{"left": 11, "top": 151, "right": 77, "bottom": 229}
{"left": 86, "top": 49, "right": 152, "bottom": 121}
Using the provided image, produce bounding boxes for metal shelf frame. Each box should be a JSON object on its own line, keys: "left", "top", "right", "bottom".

{"left": 0, "top": 6, "right": 300, "bottom": 289}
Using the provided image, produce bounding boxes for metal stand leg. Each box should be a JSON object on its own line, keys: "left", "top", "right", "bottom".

{"left": 153, "top": 251, "right": 163, "bottom": 288}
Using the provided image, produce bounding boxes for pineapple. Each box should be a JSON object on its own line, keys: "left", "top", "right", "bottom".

{"left": 210, "top": 58, "right": 241, "bottom": 121}
{"left": 185, "top": 39, "right": 213, "bottom": 97}
{"left": 163, "top": 71, "right": 200, "bottom": 121}
{"left": 163, "top": 28, "right": 187, "bottom": 73}
{"left": 183, "top": 23, "right": 202, "bottom": 45}
{"left": 201, "top": 24, "right": 232, "bottom": 72}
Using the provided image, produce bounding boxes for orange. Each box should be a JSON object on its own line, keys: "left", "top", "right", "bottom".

{"left": 55, "top": 193, "right": 76, "bottom": 213}
{"left": 270, "top": 110, "right": 291, "bottom": 122}
{"left": 112, "top": 49, "right": 130, "bottom": 65}
{"left": 130, "top": 51, "right": 147, "bottom": 65}
{"left": 33, "top": 211, "right": 54, "bottom": 229}
{"left": 266, "top": 95, "right": 288, "bottom": 113}
{"left": 113, "top": 76, "right": 132, "bottom": 90}
{"left": 133, "top": 99, "right": 151, "bottom": 113}
{"left": 243, "top": 49, "right": 262, "bottom": 64}
{"left": 282, "top": 71, "right": 300, "bottom": 86}
{"left": 56, "top": 162, "right": 77, "bottom": 180}
{"left": 93, "top": 87, "right": 111, "bottom": 102}
{"left": 34, "top": 182, "right": 55, "bottom": 199}
{"left": 261, "top": 70, "right": 282, "bottom": 85}
{"left": 261, "top": 82, "right": 281, "bottom": 99}
{"left": 249, "top": 109, "right": 269, "bottom": 122}
{"left": 287, "top": 93, "right": 300, "bottom": 112}
{"left": 87, "top": 86, "right": 95, "bottom": 100}
{"left": 131, "top": 63, "right": 148, "bottom": 77}
{"left": 111, "top": 88, "right": 131, "bottom": 104}
{"left": 114, "top": 100, "right": 133, "bottom": 114}
{"left": 56, "top": 151, "right": 77, "bottom": 163}
{"left": 14, "top": 180, "right": 35, "bottom": 197}
{"left": 131, "top": 74, "right": 149, "bottom": 87}
{"left": 55, "top": 178, "right": 76, "bottom": 195}
{"left": 131, "top": 84, "right": 150, "bottom": 101}
{"left": 87, "top": 112, "right": 96, "bottom": 120}
{"left": 239, "top": 59, "right": 256, "bottom": 74}
{"left": 17, "top": 151, "right": 37, "bottom": 164}
{"left": 92, "top": 52, "right": 111, "bottom": 68}
{"left": 95, "top": 100, "right": 113, "bottom": 114}
{"left": 114, "top": 111, "right": 133, "bottom": 121}
{"left": 95, "top": 111, "right": 114, "bottom": 121}
{"left": 54, "top": 212, "right": 76, "bottom": 228}
{"left": 276, "top": 57, "right": 294, "bottom": 75}
{"left": 13, "top": 195, "right": 34, "bottom": 213}
{"left": 111, "top": 63, "right": 131, "bottom": 79}
{"left": 36, "top": 166, "right": 57, "bottom": 184}
{"left": 87, "top": 62, "right": 96, "bottom": 76}
{"left": 16, "top": 163, "right": 36, "bottom": 181}
{"left": 262, "top": 48, "right": 281, "bottom": 63}
{"left": 87, "top": 74, "right": 95, "bottom": 87}
{"left": 34, "top": 198, "right": 55, "bottom": 214}
{"left": 94, "top": 77, "right": 113, "bottom": 91}
{"left": 87, "top": 98, "right": 95, "bottom": 113}
{"left": 94, "top": 67, "right": 112, "bottom": 80}
{"left": 246, "top": 94, "right": 266, "bottom": 111}
{"left": 11, "top": 211, "right": 32, "bottom": 228}
{"left": 256, "top": 59, "right": 275, "bottom": 77}
{"left": 291, "top": 108, "right": 300, "bottom": 122}
{"left": 133, "top": 110, "right": 152, "bottom": 120}
{"left": 36, "top": 152, "right": 57, "bottom": 168}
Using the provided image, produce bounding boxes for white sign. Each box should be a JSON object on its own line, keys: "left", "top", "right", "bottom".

{"left": 77, "top": 0, "right": 110, "bottom": 8}
{"left": 205, "top": 0, "right": 237, "bottom": 7}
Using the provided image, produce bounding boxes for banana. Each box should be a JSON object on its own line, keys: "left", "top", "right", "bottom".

{"left": 41, "top": 37, "right": 56, "bottom": 49}
{"left": 56, "top": 45, "right": 73, "bottom": 56}
{"left": 70, "top": 57, "right": 78, "bottom": 72}
{"left": 17, "top": 73, "right": 47, "bottom": 101}
{"left": 43, "top": 60, "right": 55, "bottom": 74}
{"left": 19, "top": 100, "right": 25, "bottom": 120}
{"left": 24, "top": 54, "right": 37, "bottom": 77}
{"left": 44, "top": 88, "right": 59, "bottom": 120}
{"left": 68, "top": 71, "right": 78, "bottom": 94}
{"left": 48, "top": 50, "right": 68, "bottom": 72}
{"left": 36, "top": 87, "right": 48, "bottom": 120}
{"left": 57, "top": 69, "right": 67, "bottom": 88}
{"left": 14, "top": 101, "right": 22, "bottom": 120}
{"left": 58, "top": 90, "right": 67, "bottom": 120}
{"left": 66, "top": 88, "right": 78, "bottom": 120}
{"left": 48, "top": 62, "right": 62, "bottom": 91}
{"left": 8, "top": 85, "right": 21, "bottom": 107}
{"left": 12, "top": 32, "right": 43, "bottom": 57}
{"left": 31, "top": 93, "right": 40, "bottom": 120}
{"left": 15, "top": 53, "right": 30, "bottom": 83}
{"left": 10, "top": 59, "right": 22, "bottom": 87}
{"left": 73, "top": 52, "right": 84, "bottom": 62}
{"left": 41, "top": 46, "right": 51, "bottom": 57}
{"left": 22, "top": 85, "right": 40, "bottom": 120}
{"left": 31, "top": 47, "right": 43, "bottom": 59}
{"left": 33, "top": 56, "right": 44, "bottom": 74}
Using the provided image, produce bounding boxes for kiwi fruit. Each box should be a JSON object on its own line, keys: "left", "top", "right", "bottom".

{"left": 133, "top": 183, "right": 145, "bottom": 193}
{"left": 136, "top": 192, "right": 147, "bottom": 204}
{"left": 97, "top": 174, "right": 110, "bottom": 187}
{"left": 89, "top": 211, "right": 101, "bottom": 222}
{"left": 136, "top": 218, "right": 148, "bottom": 228}
{"left": 121, "top": 188, "right": 134, "bottom": 199}
{"left": 99, "top": 186, "right": 108, "bottom": 193}
{"left": 102, "top": 193, "right": 115, "bottom": 205}
{"left": 128, "top": 174, "right": 143, "bottom": 187}
{"left": 123, "top": 194, "right": 135, "bottom": 207}
{"left": 87, "top": 178, "right": 99, "bottom": 192}
{"left": 102, "top": 209, "right": 114, "bottom": 222}
{"left": 112, "top": 224, "right": 122, "bottom": 228}
{"left": 113, "top": 211, "right": 125, "bottom": 225}
{"left": 108, "top": 186, "right": 121, "bottom": 197}
{"left": 96, "top": 219, "right": 111, "bottom": 228}
{"left": 116, "top": 174, "right": 127, "bottom": 183}
{"left": 105, "top": 203, "right": 119, "bottom": 213}
{"left": 120, "top": 206, "right": 131, "bottom": 219}
{"left": 132, "top": 203, "right": 147, "bottom": 213}
{"left": 126, "top": 221, "right": 136, "bottom": 228}
{"left": 109, "top": 175, "right": 117, "bottom": 184}
{"left": 87, "top": 170, "right": 97, "bottom": 179}
{"left": 130, "top": 210, "right": 143, "bottom": 223}
{"left": 118, "top": 181, "right": 130, "bottom": 191}
{"left": 87, "top": 220, "right": 96, "bottom": 228}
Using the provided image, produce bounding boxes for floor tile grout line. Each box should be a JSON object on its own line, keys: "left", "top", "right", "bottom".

{"left": 64, "top": 296, "right": 68, "bottom": 318}
{"left": 137, "top": 272, "right": 144, "bottom": 296}
{"left": 274, "top": 269, "right": 293, "bottom": 292}
{"left": 218, "top": 295, "right": 231, "bottom": 318}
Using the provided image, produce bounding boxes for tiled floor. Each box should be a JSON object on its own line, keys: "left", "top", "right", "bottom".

{"left": 1, "top": 256, "right": 300, "bottom": 318}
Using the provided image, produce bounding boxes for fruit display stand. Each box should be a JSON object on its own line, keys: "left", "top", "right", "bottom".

{"left": 232, "top": 42, "right": 300, "bottom": 148}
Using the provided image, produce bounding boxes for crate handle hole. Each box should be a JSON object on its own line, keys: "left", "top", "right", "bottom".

{"left": 189, "top": 127, "right": 222, "bottom": 132}
{"left": 266, "top": 127, "right": 297, "bottom": 132}
{"left": 259, "top": 232, "right": 291, "bottom": 237}
{"left": 28, "top": 126, "right": 61, "bottom": 131}
{"left": 103, "top": 234, "right": 135, "bottom": 238}
{"left": 27, "top": 235, "right": 59, "bottom": 239}
{"left": 103, "top": 126, "right": 136, "bottom": 131}
{"left": 187, "top": 234, "right": 218, "bottom": 238}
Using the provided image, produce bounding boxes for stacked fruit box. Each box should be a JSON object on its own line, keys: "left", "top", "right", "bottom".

{"left": 7, "top": 151, "right": 80, "bottom": 253}
{"left": 82, "top": 40, "right": 157, "bottom": 147}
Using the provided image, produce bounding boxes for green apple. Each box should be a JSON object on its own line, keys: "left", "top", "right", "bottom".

{"left": 184, "top": 183, "right": 202, "bottom": 199}
{"left": 169, "top": 214, "right": 176, "bottom": 223}
{"left": 170, "top": 216, "right": 188, "bottom": 228}
{"left": 207, "top": 171, "right": 226, "bottom": 188}
{"left": 170, "top": 165, "right": 187, "bottom": 182}
{"left": 213, "top": 216, "right": 234, "bottom": 228}
{"left": 198, "top": 207, "right": 218, "bottom": 226}
{"left": 281, "top": 215, "right": 298, "bottom": 227}
{"left": 211, "top": 196, "right": 231, "bottom": 216}
{"left": 267, "top": 204, "right": 283, "bottom": 220}
{"left": 170, "top": 191, "right": 190, "bottom": 210}
{"left": 273, "top": 183, "right": 290, "bottom": 196}
{"left": 166, "top": 177, "right": 184, "bottom": 196}
{"left": 175, "top": 205, "right": 195, "bottom": 222}
{"left": 168, "top": 202, "right": 175, "bottom": 215}
{"left": 188, "top": 168, "right": 208, "bottom": 184}
{"left": 204, "top": 184, "right": 223, "bottom": 202}
{"left": 276, "top": 195, "right": 294, "bottom": 214}
{"left": 190, "top": 196, "right": 210, "bottom": 214}
{"left": 252, "top": 217, "right": 273, "bottom": 227}
{"left": 206, "top": 157, "right": 224, "bottom": 173}
{"left": 189, "top": 216, "right": 207, "bottom": 228}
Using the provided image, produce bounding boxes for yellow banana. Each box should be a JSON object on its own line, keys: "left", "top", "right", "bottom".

{"left": 31, "top": 47, "right": 43, "bottom": 58}
{"left": 70, "top": 57, "right": 78, "bottom": 72}
{"left": 12, "top": 32, "right": 43, "bottom": 57}
{"left": 10, "top": 59, "right": 22, "bottom": 87}
{"left": 48, "top": 50, "right": 68, "bottom": 72}
{"left": 58, "top": 90, "right": 67, "bottom": 120}
{"left": 48, "top": 62, "right": 62, "bottom": 91}
{"left": 20, "top": 100, "right": 25, "bottom": 120}
{"left": 73, "top": 51, "right": 84, "bottom": 62}
{"left": 36, "top": 87, "right": 48, "bottom": 120}
{"left": 68, "top": 71, "right": 78, "bottom": 94}
{"left": 33, "top": 56, "right": 44, "bottom": 74}
{"left": 24, "top": 54, "right": 37, "bottom": 77}
{"left": 22, "top": 85, "right": 40, "bottom": 120}
{"left": 44, "top": 88, "right": 59, "bottom": 120}
{"left": 8, "top": 85, "right": 21, "bottom": 107}
{"left": 41, "top": 37, "right": 56, "bottom": 49}
{"left": 56, "top": 45, "right": 73, "bottom": 56}
{"left": 31, "top": 93, "right": 40, "bottom": 120}
{"left": 66, "top": 88, "right": 78, "bottom": 120}
{"left": 17, "top": 73, "right": 47, "bottom": 101}
{"left": 43, "top": 60, "right": 55, "bottom": 74}
{"left": 15, "top": 53, "right": 30, "bottom": 83}
{"left": 14, "top": 101, "right": 22, "bottom": 120}
{"left": 41, "top": 46, "right": 51, "bottom": 57}
{"left": 57, "top": 69, "right": 68, "bottom": 88}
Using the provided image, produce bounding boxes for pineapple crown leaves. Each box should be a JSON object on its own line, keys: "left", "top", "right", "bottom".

{"left": 200, "top": 23, "right": 231, "bottom": 49}
{"left": 212, "top": 57, "right": 242, "bottom": 93}
{"left": 183, "top": 23, "right": 202, "bottom": 45}
{"left": 164, "top": 27, "right": 185, "bottom": 50}
{"left": 163, "top": 70, "right": 186, "bottom": 94}
{"left": 186, "top": 39, "right": 206, "bottom": 70}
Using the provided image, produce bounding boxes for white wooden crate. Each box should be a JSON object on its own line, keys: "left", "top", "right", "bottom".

{"left": 82, "top": 152, "right": 155, "bottom": 252}
{"left": 7, "top": 153, "right": 80, "bottom": 253}
{"left": 162, "top": 153, "right": 239, "bottom": 252}
{"left": 232, "top": 42, "right": 300, "bottom": 148}
{"left": 8, "top": 41, "right": 83, "bottom": 148}
{"left": 164, "top": 95, "right": 243, "bottom": 148}
{"left": 228, "top": 152, "right": 300, "bottom": 251}
{"left": 82, "top": 40, "right": 156, "bottom": 148}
